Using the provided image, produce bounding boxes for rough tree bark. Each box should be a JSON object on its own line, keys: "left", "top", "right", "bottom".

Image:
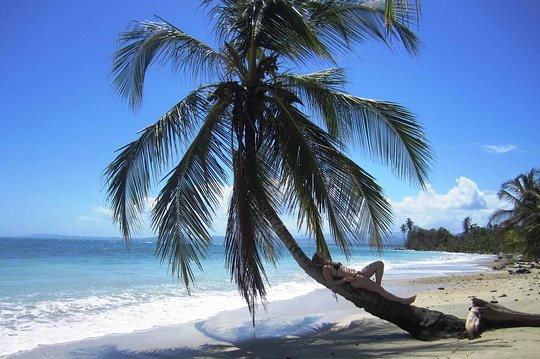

{"left": 258, "top": 196, "right": 467, "bottom": 340}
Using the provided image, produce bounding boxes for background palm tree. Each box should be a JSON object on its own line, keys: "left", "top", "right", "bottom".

{"left": 405, "top": 217, "right": 415, "bottom": 232}
{"left": 105, "top": 0, "right": 468, "bottom": 340}
{"left": 490, "top": 168, "right": 540, "bottom": 259}
{"left": 400, "top": 223, "right": 407, "bottom": 240}
{"left": 462, "top": 216, "right": 472, "bottom": 234}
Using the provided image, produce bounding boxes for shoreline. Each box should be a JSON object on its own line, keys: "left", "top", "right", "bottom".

{"left": 6, "top": 256, "right": 540, "bottom": 358}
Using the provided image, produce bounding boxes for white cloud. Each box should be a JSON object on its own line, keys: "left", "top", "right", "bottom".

{"left": 74, "top": 200, "right": 156, "bottom": 237}
{"left": 390, "top": 177, "right": 507, "bottom": 233}
{"left": 481, "top": 144, "right": 517, "bottom": 154}
{"left": 75, "top": 215, "right": 94, "bottom": 223}
{"left": 95, "top": 207, "right": 113, "bottom": 217}
{"left": 75, "top": 206, "right": 114, "bottom": 225}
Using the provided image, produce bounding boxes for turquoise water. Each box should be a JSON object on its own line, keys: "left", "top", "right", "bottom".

{"left": 0, "top": 237, "right": 494, "bottom": 356}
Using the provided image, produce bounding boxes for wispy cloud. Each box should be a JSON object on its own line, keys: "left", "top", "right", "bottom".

{"left": 75, "top": 206, "right": 114, "bottom": 225}
{"left": 74, "top": 200, "right": 156, "bottom": 236}
{"left": 481, "top": 144, "right": 517, "bottom": 154}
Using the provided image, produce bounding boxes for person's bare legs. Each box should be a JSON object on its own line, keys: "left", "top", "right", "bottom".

{"left": 359, "top": 261, "right": 384, "bottom": 285}
{"left": 350, "top": 275, "right": 416, "bottom": 305}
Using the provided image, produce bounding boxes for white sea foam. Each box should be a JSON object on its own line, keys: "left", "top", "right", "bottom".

{"left": 0, "top": 278, "right": 320, "bottom": 357}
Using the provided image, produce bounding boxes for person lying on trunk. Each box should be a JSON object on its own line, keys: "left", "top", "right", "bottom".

{"left": 312, "top": 252, "right": 416, "bottom": 305}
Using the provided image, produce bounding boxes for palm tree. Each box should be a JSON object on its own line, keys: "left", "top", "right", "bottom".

{"left": 405, "top": 217, "right": 415, "bottom": 232}
{"left": 490, "top": 168, "right": 540, "bottom": 259}
{"left": 462, "top": 216, "right": 472, "bottom": 234}
{"left": 105, "top": 0, "right": 465, "bottom": 339}
{"left": 400, "top": 223, "right": 407, "bottom": 240}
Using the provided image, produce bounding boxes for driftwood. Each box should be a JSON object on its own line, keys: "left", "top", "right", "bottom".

{"left": 466, "top": 298, "right": 540, "bottom": 339}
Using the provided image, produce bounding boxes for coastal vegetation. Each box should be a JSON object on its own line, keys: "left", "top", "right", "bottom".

{"left": 403, "top": 218, "right": 504, "bottom": 254}
{"left": 490, "top": 168, "right": 540, "bottom": 260}
{"left": 403, "top": 168, "right": 540, "bottom": 260}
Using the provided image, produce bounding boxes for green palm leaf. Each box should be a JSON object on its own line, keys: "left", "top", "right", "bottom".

{"left": 266, "top": 93, "right": 334, "bottom": 256}
{"left": 276, "top": 103, "right": 392, "bottom": 250}
{"left": 306, "top": 0, "right": 420, "bottom": 55}
{"left": 283, "top": 72, "right": 432, "bottom": 187}
{"left": 152, "top": 101, "right": 231, "bottom": 290}
{"left": 111, "top": 18, "right": 222, "bottom": 109}
{"left": 103, "top": 90, "right": 212, "bottom": 240}
{"left": 225, "top": 149, "right": 282, "bottom": 322}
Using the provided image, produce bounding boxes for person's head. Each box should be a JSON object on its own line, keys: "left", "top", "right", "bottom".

{"left": 312, "top": 252, "right": 329, "bottom": 266}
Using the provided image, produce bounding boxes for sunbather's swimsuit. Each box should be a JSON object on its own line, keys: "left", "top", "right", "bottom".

{"left": 332, "top": 262, "right": 363, "bottom": 278}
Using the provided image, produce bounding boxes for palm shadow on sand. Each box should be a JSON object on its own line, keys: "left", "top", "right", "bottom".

{"left": 65, "top": 318, "right": 507, "bottom": 358}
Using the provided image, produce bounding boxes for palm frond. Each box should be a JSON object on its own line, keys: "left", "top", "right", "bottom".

{"left": 103, "top": 90, "right": 213, "bottom": 240}
{"left": 207, "top": 0, "right": 333, "bottom": 63}
{"left": 497, "top": 187, "right": 522, "bottom": 207}
{"left": 284, "top": 108, "right": 393, "bottom": 250}
{"left": 338, "top": 95, "right": 432, "bottom": 188}
{"left": 320, "top": 147, "right": 393, "bottom": 249}
{"left": 111, "top": 19, "right": 222, "bottom": 109}
{"left": 303, "top": 0, "right": 421, "bottom": 56}
{"left": 489, "top": 208, "right": 515, "bottom": 228}
{"left": 282, "top": 75, "right": 432, "bottom": 188}
{"left": 383, "top": 0, "right": 421, "bottom": 28}
{"left": 280, "top": 69, "right": 346, "bottom": 136}
{"left": 152, "top": 101, "right": 231, "bottom": 290}
{"left": 265, "top": 93, "right": 334, "bottom": 255}
{"left": 225, "top": 149, "right": 281, "bottom": 323}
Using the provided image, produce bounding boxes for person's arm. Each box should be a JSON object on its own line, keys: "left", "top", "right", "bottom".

{"left": 322, "top": 265, "right": 353, "bottom": 288}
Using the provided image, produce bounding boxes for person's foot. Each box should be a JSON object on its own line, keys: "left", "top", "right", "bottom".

{"left": 402, "top": 295, "right": 416, "bottom": 305}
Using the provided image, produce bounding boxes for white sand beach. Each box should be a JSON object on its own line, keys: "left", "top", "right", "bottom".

{"left": 6, "top": 263, "right": 540, "bottom": 359}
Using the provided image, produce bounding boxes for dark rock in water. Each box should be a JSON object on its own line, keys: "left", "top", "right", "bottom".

{"left": 438, "top": 287, "right": 445, "bottom": 290}
{"left": 499, "top": 294, "right": 507, "bottom": 297}
{"left": 508, "top": 270, "right": 514, "bottom": 274}
{"left": 490, "top": 290, "right": 497, "bottom": 292}
{"left": 490, "top": 300, "right": 499, "bottom": 304}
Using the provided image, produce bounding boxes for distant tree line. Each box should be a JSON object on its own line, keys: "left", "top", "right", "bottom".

{"left": 403, "top": 218, "right": 504, "bottom": 254}
{"left": 403, "top": 168, "right": 540, "bottom": 259}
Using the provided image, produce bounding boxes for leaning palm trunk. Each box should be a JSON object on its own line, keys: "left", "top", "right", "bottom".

{"left": 258, "top": 193, "right": 466, "bottom": 340}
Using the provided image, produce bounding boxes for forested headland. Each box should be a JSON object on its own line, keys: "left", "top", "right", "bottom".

{"left": 402, "top": 219, "right": 504, "bottom": 254}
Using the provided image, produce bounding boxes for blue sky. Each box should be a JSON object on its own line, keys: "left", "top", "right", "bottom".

{"left": 1, "top": 1, "right": 539, "bottom": 238}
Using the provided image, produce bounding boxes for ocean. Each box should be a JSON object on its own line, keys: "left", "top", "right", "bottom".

{"left": 0, "top": 237, "right": 495, "bottom": 357}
